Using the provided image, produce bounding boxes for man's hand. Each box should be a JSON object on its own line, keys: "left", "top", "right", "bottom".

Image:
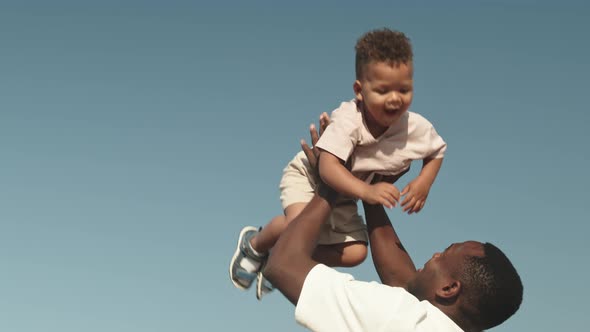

{"left": 361, "top": 182, "right": 400, "bottom": 209}
{"left": 301, "top": 112, "right": 329, "bottom": 169}
{"left": 400, "top": 176, "right": 431, "bottom": 214}
{"left": 299, "top": 112, "right": 338, "bottom": 203}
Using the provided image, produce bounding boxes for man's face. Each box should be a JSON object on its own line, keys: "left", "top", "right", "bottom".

{"left": 354, "top": 61, "right": 414, "bottom": 136}
{"left": 409, "top": 241, "right": 485, "bottom": 300}
{"left": 420, "top": 241, "right": 484, "bottom": 274}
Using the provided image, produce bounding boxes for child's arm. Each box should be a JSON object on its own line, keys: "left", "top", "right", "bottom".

{"left": 319, "top": 150, "right": 400, "bottom": 208}
{"left": 400, "top": 157, "right": 443, "bottom": 214}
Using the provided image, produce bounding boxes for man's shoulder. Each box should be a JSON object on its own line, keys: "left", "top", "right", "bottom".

{"left": 420, "top": 301, "right": 465, "bottom": 331}
{"left": 303, "top": 264, "right": 421, "bottom": 305}
{"left": 297, "top": 265, "right": 425, "bottom": 331}
{"left": 297, "top": 265, "right": 464, "bottom": 331}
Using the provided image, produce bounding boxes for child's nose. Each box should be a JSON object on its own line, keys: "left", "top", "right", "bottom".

{"left": 386, "top": 93, "right": 402, "bottom": 108}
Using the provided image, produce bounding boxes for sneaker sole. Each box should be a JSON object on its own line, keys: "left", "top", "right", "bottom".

{"left": 229, "top": 226, "right": 258, "bottom": 290}
{"left": 256, "top": 272, "right": 264, "bottom": 300}
{"left": 256, "top": 271, "right": 273, "bottom": 301}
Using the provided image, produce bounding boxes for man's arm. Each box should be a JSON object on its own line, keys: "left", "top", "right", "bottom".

{"left": 364, "top": 200, "right": 417, "bottom": 288}
{"left": 264, "top": 189, "right": 337, "bottom": 305}
{"left": 264, "top": 114, "right": 340, "bottom": 305}
{"left": 301, "top": 115, "right": 416, "bottom": 289}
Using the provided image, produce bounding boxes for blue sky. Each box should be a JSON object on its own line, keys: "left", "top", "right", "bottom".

{"left": 1, "top": 1, "right": 588, "bottom": 331}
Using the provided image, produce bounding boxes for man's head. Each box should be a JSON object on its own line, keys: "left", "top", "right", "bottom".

{"left": 353, "top": 28, "right": 414, "bottom": 135}
{"left": 408, "top": 241, "right": 523, "bottom": 330}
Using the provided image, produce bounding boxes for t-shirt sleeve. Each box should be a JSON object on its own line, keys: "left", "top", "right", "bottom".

{"left": 410, "top": 113, "right": 447, "bottom": 160}
{"left": 425, "top": 124, "right": 447, "bottom": 159}
{"left": 315, "top": 101, "right": 359, "bottom": 162}
{"left": 295, "top": 264, "right": 426, "bottom": 332}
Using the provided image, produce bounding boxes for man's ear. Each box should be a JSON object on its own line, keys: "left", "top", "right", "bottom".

{"left": 436, "top": 279, "right": 461, "bottom": 300}
{"left": 353, "top": 80, "right": 363, "bottom": 102}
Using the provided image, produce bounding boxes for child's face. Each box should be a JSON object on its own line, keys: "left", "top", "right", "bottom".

{"left": 354, "top": 61, "right": 413, "bottom": 135}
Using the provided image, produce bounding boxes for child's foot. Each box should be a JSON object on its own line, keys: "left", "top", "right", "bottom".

{"left": 256, "top": 271, "right": 274, "bottom": 300}
{"left": 229, "top": 226, "right": 266, "bottom": 290}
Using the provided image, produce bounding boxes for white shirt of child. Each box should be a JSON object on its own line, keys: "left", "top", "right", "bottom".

{"left": 295, "top": 264, "right": 464, "bottom": 332}
{"left": 315, "top": 100, "right": 446, "bottom": 182}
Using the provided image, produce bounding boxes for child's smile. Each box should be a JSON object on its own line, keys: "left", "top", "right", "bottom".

{"left": 354, "top": 61, "right": 414, "bottom": 137}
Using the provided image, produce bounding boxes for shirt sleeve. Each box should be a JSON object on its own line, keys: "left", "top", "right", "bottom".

{"left": 409, "top": 113, "right": 447, "bottom": 160}
{"left": 425, "top": 124, "right": 447, "bottom": 159}
{"left": 315, "top": 101, "right": 360, "bottom": 162}
{"left": 295, "top": 264, "right": 426, "bottom": 332}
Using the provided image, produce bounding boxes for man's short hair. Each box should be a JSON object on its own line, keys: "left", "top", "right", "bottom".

{"left": 355, "top": 28, "right": 413, "bottom": 80}
{"left": 461, "top": 242, "right": 523, "bottom": 329}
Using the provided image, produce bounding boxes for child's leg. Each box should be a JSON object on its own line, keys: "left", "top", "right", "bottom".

{"left": 247, "top": 203, "right": 307, "bottom": 299}
{"left": 249, "top": 202, "right": 307, "bottom": 254}
{"left": 311, "top": 201, "right": 369, "bottom": 268}
{"left": 251, "top": 201, "right": 368, "bottom": 268}
{"left": 313, "top": 242, "right": 368, "bottom": 267}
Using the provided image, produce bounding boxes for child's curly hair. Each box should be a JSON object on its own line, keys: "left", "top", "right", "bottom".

{"left": 355, "top": 28, "right": 413, "bottom": 79}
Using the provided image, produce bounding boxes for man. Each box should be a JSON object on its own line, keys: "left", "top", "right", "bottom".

{"left": 263, "top": 118, "right": 523, "bottom": 332}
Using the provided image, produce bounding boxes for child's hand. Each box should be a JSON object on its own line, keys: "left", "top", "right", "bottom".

{"left": 362, "top": 182, "right": 400, "bottom": 209}
{"left": 400, "top": 176, "right": 431, "bottom": 214}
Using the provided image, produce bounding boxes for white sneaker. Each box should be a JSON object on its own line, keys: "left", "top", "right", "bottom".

{"left": 229, "top": 226, "right": 264, "bottom": 290}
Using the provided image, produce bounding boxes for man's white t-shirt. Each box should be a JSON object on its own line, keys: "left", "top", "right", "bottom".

{"left": 295, "top": 264, "right": 464, "bottom": 332}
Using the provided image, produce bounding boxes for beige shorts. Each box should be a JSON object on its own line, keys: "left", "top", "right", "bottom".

{"left": 279, "top": 151, "right": 368, "bottom": 245}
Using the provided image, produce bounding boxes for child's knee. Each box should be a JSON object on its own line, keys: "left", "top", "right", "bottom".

{"left": 267, "top": 215, "right": 287, "bottom": 230}
{"left": 340, "top": 242, "right": 368, "bottom": 267}
{"left": 284, "top": 202, "right": 307, "bottom": 224}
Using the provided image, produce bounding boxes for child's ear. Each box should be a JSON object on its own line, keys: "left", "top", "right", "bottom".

{"left": 353, "top": 80, "right": 363, "bottom": 102}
